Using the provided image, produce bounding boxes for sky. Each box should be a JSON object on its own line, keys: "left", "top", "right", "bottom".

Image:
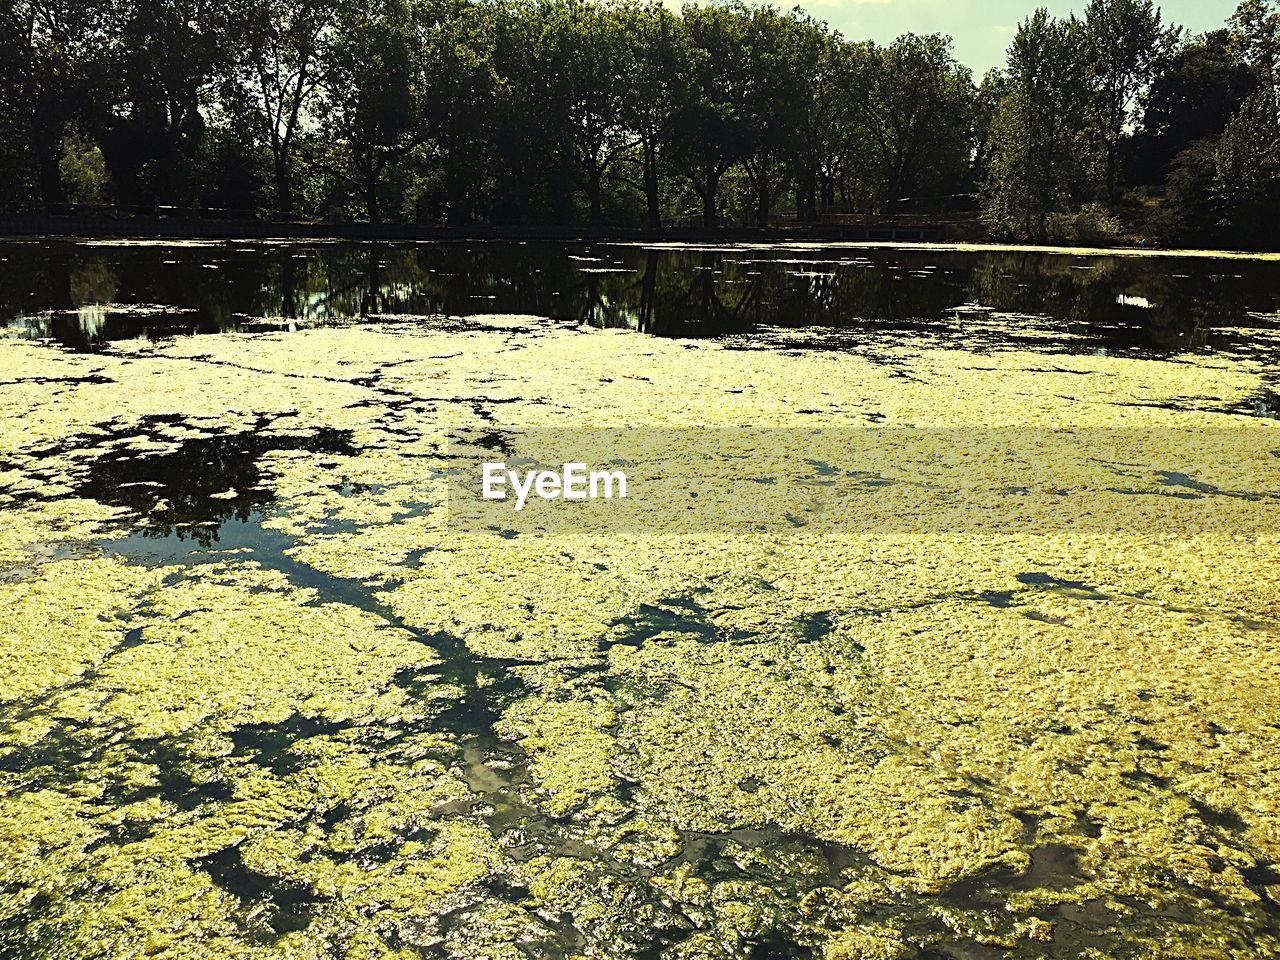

{"left": 768, "top": 0, "right": 1244, "bottom": 76}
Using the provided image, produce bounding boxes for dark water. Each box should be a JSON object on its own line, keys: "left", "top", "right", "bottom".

{"left": 3, "top": 239, "right": 1280, "bottom": 361}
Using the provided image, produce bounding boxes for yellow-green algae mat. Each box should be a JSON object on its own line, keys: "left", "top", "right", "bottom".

{"left": 0, "top": 315, "right": 1279, "bottom": 960}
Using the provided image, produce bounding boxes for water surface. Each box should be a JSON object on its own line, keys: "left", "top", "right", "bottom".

{"left": 1, "top": 239, "right": 1279, "bottom": 960}
{"left": 4, "top": 239, "right": 1280, "bottom": 364}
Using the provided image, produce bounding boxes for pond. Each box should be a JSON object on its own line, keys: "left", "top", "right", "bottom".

{"left": 1, "top": 238, "right": 1279, "bottom": 960}
{"left": 3, "top": 238, "right": 1280, "bottom": 361}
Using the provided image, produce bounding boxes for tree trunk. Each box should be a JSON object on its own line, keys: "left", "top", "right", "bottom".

{"left": 274, "top": 150, "right": 293, "bottom": 219}
{"left": 441, "top": 146, "right": 467, "bottom": 226}
{"left": 643, "top": 142, "right": 660, "bottom": 228}
{"left": 587, "top": 166, "right": 603, "bottom": 224}
{"left": 796, "top": 177, "right": 816, "bottom": 221}
{"left": 756, "top": 167, "right": 769, "bottom": 228}
{"left": 1105, "top": 141, "right": 1117, "bottom": 201}
{"left": 36, "top": 135, "right": 66, "bottom": 214}
{"left": 701, "top": 162, "right": 719, "bottom": 228}
{"left": 363, "top": 153, "right": 382, "bottom": 224}
{"left": 887, "top": 168, "right": 903, "bottom": 207}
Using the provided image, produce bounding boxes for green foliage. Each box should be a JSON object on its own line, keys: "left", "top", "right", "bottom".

{"left": 0, "top": 4, "right": 37, "bottom": 208}
{"left": 1142, "top": 2, "right": 1280, "bottom": 249}
{"left": 1044, "top": 202, "right": 1122, "bottom": 244}
{"left": 58, "top": 136, "right": 111, "bottom": 206}
{"left": 322, "top": 0, "right": 424, "bottom": 223}
{"left": 0, "top": 0, "right": 1276, "bottom": 244}
{"left": 97, "top": 0, "right": 231, "bottom": 207}
{"left": 190, "top": 123, "right": 270, "bottom": 217}
{"left": 1131, "top": 29, "right": 1258, "bottom": 184}
{"left": 982, "top": 10, "right": 1093, "bottom": 240}
{"left": 542, "top": 0, "right": 635, "bottom": 223}
{"left": 7, "top": 0, "right": 117, "bottom": 211}
{"left": 1083, "top": 0, "right": 1177, "bottom": 199}
{"left": 735, "top": 6, "right": 816, "bottom": 224}
{"left": 836, "top": 33, "right": 975, "bottom": 209}
{"left": 223, "top": 0, "right": 334, "bottom": 217}
{"left": 781, "top": 15, "right": 839, "bottom": 219}
{"left": 617, "top": 2, "right": 690, "bottom": 226}
{"left": 667, "top": 3, "right": 752, "bottom": 227}
{"left": 419, "top": 0, "right": 500, "bottom": 224}
{"left": 1154, "top": 139, "right": 1221, "bottom": 241}
{"left": 1231, "top": 0, "right": 1280, "bottom": 85}
{"left": 1212, "top": 89, "right": 1280, "bottom": 243}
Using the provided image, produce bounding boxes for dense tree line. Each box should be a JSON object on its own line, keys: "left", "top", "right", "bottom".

{"left": 2, "top": 0, "right": 1279, "bottom": 244}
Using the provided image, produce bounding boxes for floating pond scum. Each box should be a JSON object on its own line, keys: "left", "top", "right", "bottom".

{"left": 1, "top": 240, "right": 1279, "bottom": 959}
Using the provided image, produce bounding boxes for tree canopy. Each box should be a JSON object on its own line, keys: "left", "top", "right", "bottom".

{"left": 0, "top": 0, "right": 1277, "bottom": 245}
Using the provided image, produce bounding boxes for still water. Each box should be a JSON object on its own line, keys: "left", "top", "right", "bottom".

{"left": 3, "top": 238, "right": 1280, "bottom": 361}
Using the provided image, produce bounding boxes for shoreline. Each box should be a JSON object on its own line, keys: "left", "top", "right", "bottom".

{"left": 3, "top": 226, "right": 1280, "bottom": 262}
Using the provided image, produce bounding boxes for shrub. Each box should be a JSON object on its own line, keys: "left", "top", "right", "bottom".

{"left": 60, "top": 137, "right": 112, "bottom": 207}
{"left": 1044, "top": 203, "right": 1122, "bottom": 245}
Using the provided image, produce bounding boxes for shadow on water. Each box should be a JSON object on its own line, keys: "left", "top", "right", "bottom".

{"left": 83, "top": 426, "right": 525, "bottom": 733}
{"left": 80, "top": 416, "right": 357, "bottom": 545}
{"left": 4, "top": 380, "right": 1279, "bottom": 952}
{"left": 57, "top": 422, "right": 666, "bottom": 949}
{"left": 194, "top": 845, "right": 325, "bottom": 938}
{"left": 16, "top": 419, "right": 1103, "bottom": 956}
{"left": 3, "top": 240, "right": 1280, "bottom": 369}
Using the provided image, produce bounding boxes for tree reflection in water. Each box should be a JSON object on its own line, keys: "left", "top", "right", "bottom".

{"left": 2, "top": 240, "right": 1278, "bottom": 363}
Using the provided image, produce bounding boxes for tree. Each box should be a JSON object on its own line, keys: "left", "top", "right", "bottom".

{"left": 785, "top": 18, "right": 841, "bottom": 220}
{"left": 552, "top": 0, "right": 633, "bottom": 223}
{"left": 983, "top": 10, "right": 1092, "bottom": 238}
{"left": 1161, "top": 138, "right": 1220, "bottom": 238}
{"left": 323, "top": 0, "right": 423, "bottom": 223}
{"left": 1083, "top": 0, "right": 1176, "bottom": 199}
{"left": 669, "top": 4, "right": 751, "bottom": 227}
{"left": 99, "top": 0, "right": 230, "bottom": 207}
{"left": 1213, "top": 89, "right": 1280, "bottom": 243}
{"left": 226, "top": 0, "right": 333, "bottom": 218}
{"left": 5, "top": 0, "right": 1275, "bottom": 242}
{"left": 970, "top": 68, "right": 1012, "bottom": 193}
{"left": 737, "top": 5, "right": 810, "bottom": 225}
{"left": 1230, "top": 0, "right": 1280, "bottom": 90}
{"left": 1131, "top": 6, "right": 1280, "bottom": 246}
{"left": 618, "top": 0, "right": 688, "bottom": 228}
{"left": 419, "top": 0, "right": 499, "bottom": 224}
{"left": 4, "top": 0, "right": 113, "bottom": 212}
{"left": 488, "top": 0, "right": 576, "bottom": 223}
{"left": 836, "top": 33, "right": 975, "bottom": 210}
{"left": 0, "top": 2, "right": 37, "bottom": 206}
{"left": 1131, "top": 29, "right": 1257, "bottom": 185}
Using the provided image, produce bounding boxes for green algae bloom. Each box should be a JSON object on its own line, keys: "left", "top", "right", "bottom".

{"left": 1, "top": 293, "right": 1279, "bottom": 960}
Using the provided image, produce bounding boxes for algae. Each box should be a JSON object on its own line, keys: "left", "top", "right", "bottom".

{"left": 1, "top": 297, "right": 1278, "bottom": 959}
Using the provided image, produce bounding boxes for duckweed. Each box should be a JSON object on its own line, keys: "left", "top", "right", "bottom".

{"left": 1, "top": 302, "right": 1278, "bottom": 959}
